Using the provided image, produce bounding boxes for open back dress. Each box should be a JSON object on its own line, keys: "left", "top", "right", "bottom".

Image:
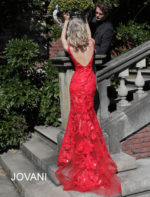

{"left": 55, "top": 40, "right": 122, "bottom": 197}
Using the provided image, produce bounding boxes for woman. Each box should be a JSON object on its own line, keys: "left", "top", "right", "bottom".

{"left": 55, "top": 13, "right": 121, "bottom": 197}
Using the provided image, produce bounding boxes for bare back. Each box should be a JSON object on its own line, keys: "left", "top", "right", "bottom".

{"left": 69, "top": 39, "right": 95, "bottom": 66}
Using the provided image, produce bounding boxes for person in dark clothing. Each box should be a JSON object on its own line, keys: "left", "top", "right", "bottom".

{"left": 90, "top": 2, "right": 114, "bottom": 117}
{"left": 91, "top": 2, "right": 114, "bottom": 61}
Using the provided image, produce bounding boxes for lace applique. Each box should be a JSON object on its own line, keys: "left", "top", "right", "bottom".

{"left": 55, "top": 43, "right": 121, "bottom": 197}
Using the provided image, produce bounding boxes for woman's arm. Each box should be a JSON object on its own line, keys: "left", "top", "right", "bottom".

{"left": 61, "top": 13, "right": 70, "bottom": 51}
{"left": 85, "top": 13, "right": 91, "bottom": 39}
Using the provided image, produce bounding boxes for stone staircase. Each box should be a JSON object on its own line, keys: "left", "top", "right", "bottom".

{"left": 0, "top": 126, "right": 150, "bottom": 197}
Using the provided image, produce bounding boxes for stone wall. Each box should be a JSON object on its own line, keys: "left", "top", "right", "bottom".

{"left": 121, "top": 124, "right": 150, "bottom": 159}
{"left": 49, "top": 39, "right": 63, "bottom": 57}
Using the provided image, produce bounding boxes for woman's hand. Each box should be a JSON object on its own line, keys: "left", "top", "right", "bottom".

{"left": 63, "top": 12, "right": 70, "bottom": 21}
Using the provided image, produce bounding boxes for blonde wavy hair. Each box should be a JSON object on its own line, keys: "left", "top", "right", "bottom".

{"left": 67, "top": 18, "right": 89, "bottom": 51}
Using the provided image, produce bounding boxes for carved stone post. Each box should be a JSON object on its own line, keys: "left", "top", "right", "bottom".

{"left": 134, "top": 59, "right": 147, "bottom": 99}
{"left": 117, "top": 69, "right": 130, "bottom": 110}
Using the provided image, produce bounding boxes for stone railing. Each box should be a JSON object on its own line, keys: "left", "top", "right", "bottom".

{"left": 96, "top": 40, "right": 150, "bottom": 122}
{"left": 95, "top": 40, "right": 150, "bottom": 154}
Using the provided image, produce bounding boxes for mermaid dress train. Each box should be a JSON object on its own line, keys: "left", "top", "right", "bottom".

{"left": 55, "top": 42, "right": 121, "bottom": 197}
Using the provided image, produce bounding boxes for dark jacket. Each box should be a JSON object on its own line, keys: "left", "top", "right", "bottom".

{"left": 91, "top": 17, "right": 114, "bottom": 60}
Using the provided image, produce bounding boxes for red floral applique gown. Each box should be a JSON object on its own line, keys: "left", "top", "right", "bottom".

{"left": 55, "top": 41, "right": 122, "bottom": 197}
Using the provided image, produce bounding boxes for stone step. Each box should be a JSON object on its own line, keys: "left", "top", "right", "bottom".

{"left": 34, "top": 127, "right": 136, "bottom": 172}
{"left": 21, "top": 134, "right": 60, "bottom": 185}
{"left": 119, "top": 158, "right": 150, "bottom": 196}
{"left": 48, "top": 152, "right": 137, "bottom": 187}
{"left": 21, "top": 132, "right": 136, "bottom": 185}
{"left": 0, "top": 164, "right": 20, "bottom": 197}
{"left": 111, "top": 152, "right": 136, "bottom": 172}
{"left": 0, "top": 150, "right": 70, "bottom": 197}
{"left": 0, "top": 150, "right": 102, "bottom": 197}
{"left": 48, "top": 152, "right": 136, "bottom": 186}
{"left": 128, "top": 191, "right": 150, "bottom": 197}
{"left": 35, "top": 126, "right": 136, "bottom": 171}
{"left": 1, "top": 149, "right": 150, "bottom": 197}
{"left": 34, "top": 125, "right": 63, "bottom": 145}
{"left": 33, "top": 127, "right": 110, "bottom": 184}
{"left": 35, "top": 126, "right": 110, "bottom": 154}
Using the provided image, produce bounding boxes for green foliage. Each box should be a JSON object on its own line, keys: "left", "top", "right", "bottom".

{"left": 110, "top": 74, "right": 119, "bottom": 89}
{"left": 95, "top": 0, "right": 119, "bottom": 8}
{"left": 116, "top": 21, "right": 150, "bottom": 46}
{"left": 112, "top": 20, "right": 150, "bottom": 56}
{"left": 4, "top": 35, "right": 39, "bottom": 74}
{"left": 0, "top": 36, "right": 60, "bottom": 152}
{"left": 46, "top": 24, "right": 62, "bottom": 41}
{"left": 0, "top": 114, "right": 28, "bottom": 153}
{"left": 38, "top": 60, "right": 60, "bottom": 126}
{"left": 48, "top": 0, "right": 94, "bottom": 14}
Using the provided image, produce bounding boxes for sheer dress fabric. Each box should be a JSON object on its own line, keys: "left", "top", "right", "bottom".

{"left": 55, "top": 40, "right": 122, "bottom": 197}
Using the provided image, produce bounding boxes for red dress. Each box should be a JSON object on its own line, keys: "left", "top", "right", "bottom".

{"left": 55, "top": 41, "right": 122, "bottom": 197}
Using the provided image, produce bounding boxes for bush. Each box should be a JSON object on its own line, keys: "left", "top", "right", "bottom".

{"left": 46, "top": 24, "right": 62, "bottom": 41}
{"left": 0, "top": 36, "right": 60, "bottom": 152}
{"left": 47, "top": 0, "right": 94, "bottom": 14}
{"left": 38, "top": 60, "right": 60, "bottom": 126}
{"left": 112, "top": 20, "right": 150, "bottom": 56}
{"left": 0, "top": 114, "right": 28, "bottom": 153}
{"left": 102, "top": 0, "right": 119, "bottom": 8}
{"left": 4, "top": 35, "right": 39, "bottom": 73}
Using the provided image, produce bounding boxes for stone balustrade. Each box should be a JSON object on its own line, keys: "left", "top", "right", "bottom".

{"left": 96, "top": 41, "right": 150, "bottom": 120}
